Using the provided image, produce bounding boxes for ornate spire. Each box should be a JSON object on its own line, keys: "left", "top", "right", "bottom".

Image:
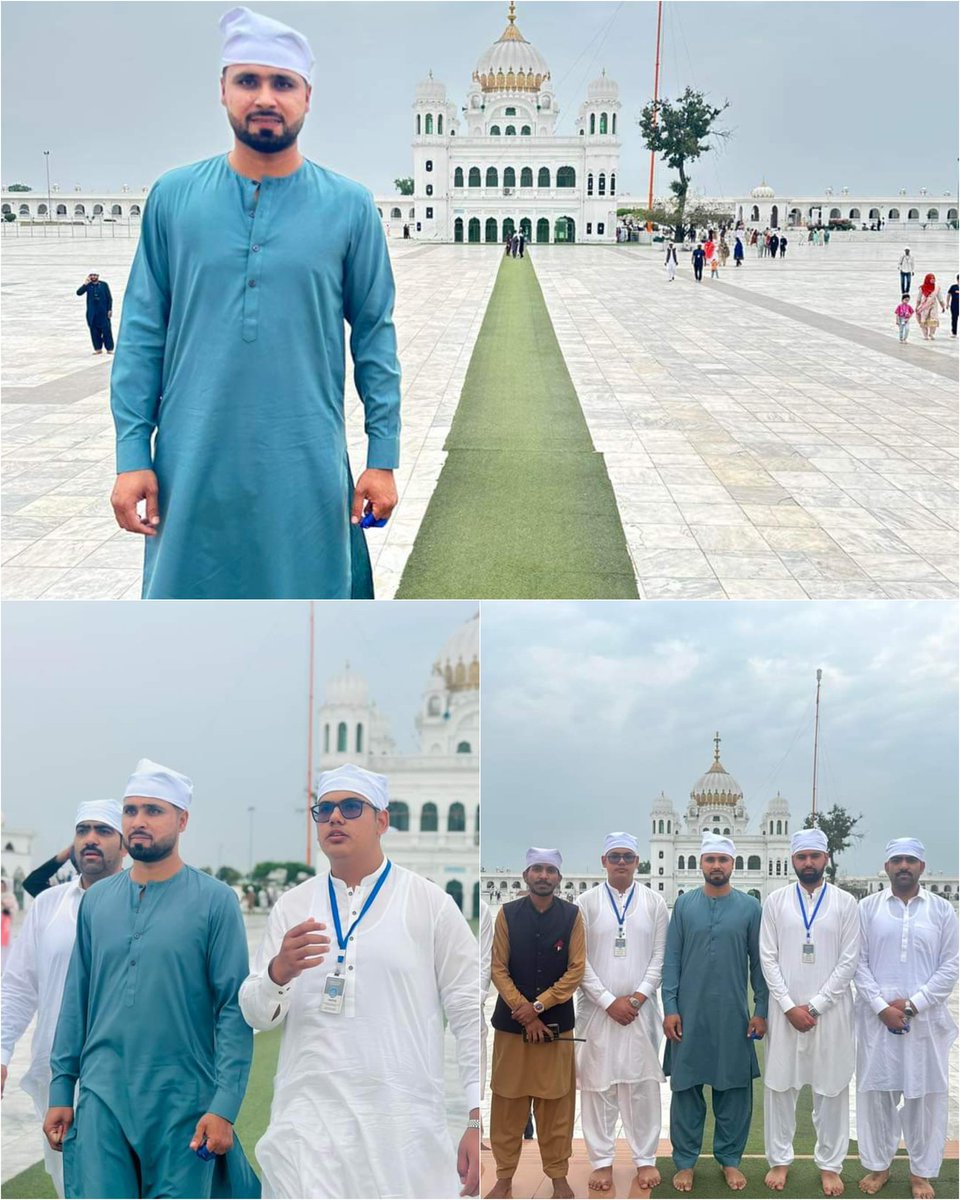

{"left": 508, "top": 0, "right": 516, "bottom": 22}
{"left": 714, "top": 731, "right": 721, "bottom": 763}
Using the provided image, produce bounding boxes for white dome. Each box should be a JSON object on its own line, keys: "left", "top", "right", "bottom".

{"left": 415, "top": 71, "right": 446, "bottom": 102}
{"left": 587, "top": 69, "right": 619, "bottom": 100}
{"left": 691, "top": 736, "right": 743, "bottom": 808}
{"left": 473, "top": 2, "right": 550, "bottom": 94}
{"left": 751, "top": 181, "right": 775, "bottom": 199}
{"left": 434, "top": 613, "right": 480, "bottom": 693}
{"left": 651, "top": 790, "right": 673, "bottom": 812}
{"left": 324, "top": 663, "right": 369, "bottom": 707}
{"left": 765, "top": 791, "right": 790, "bottom": 812}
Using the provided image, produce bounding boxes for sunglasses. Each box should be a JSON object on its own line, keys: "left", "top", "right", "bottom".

{"left": 606, "top": 853, "right": 638, "bottom": 864}
{"left": 310, "top": 797, "right": 376, "bottom": 823}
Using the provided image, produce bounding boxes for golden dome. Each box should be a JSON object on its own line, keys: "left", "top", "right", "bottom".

{"left": 472, "top": 2, "right": 551, "bottom": 94}
{"left": 690, "top": 733, "right": 743, "bottom": 808}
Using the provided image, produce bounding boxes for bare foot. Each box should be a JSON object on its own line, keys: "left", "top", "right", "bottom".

{"left": 859, "top": 1171, "right": 890, "bottom": 1195}
{"left": 485, "top": 1181, "right": 513, "bottom": 1199}
{"left": 821, "top": 1170, "right": 844, "bottom": 1196}
{"left": 909, "top": 1176, "right": 934, "bottom": 1200}
{"left": 765, "top": 1165, "right": 789, "bottom": 1191}
{"left": 93, "top": 350, "right": 103, "bottom": 355}
{"left": 588, "top": 1167, "right": 614, "bottom": 1192}
{"left": 552, "top": 1179, "right": 574, "bottom": 1199}
{"left": 673, "top": 1169, "right": 694, "bottom": 1193}
{"left": 723, "top": 1166, "right": 747, "bottom": 1191}
{"left": 636, "top": 1167, "right": 661, "bottom": 1190}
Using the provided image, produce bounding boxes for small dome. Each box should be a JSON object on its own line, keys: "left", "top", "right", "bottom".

{"left": 751, "top": 181, "right": 775, "bottom": 199}
{"left": 473, "top": 2, "right": 550, "bottom": 94}
{"left": 651, "top": 790, "right": 673, "bottom": 812}
{"left": 765, "top": 791, "right": 790, "bottom": 812}
{"left": 324, "top": 663, "right": 369, "bottom": 707}
{"left": 434, "top": 613, "right": 479, "bottom": 693}
{"left": 691, "top": 735, "right": 743, "bottom": 808}
{"left": 587, "top": 69, "right": 619, "bottom": 100}
{"left": 415, "top": 71, "right": 446, "bottom": 102}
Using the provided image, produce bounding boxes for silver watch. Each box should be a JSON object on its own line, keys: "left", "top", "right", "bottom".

{"left": 533, "top": 1000, "right": 545, "bottom": 1013}
{"left": 628, "top": 996, "right": 642, "bottom": 1010}
{"left": 807, "top": 1002, "right": 821, "bottom": 1017}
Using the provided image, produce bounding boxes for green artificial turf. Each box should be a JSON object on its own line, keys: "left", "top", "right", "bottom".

{"left": 397, "top": 252, "right": 637, "bottom": 599}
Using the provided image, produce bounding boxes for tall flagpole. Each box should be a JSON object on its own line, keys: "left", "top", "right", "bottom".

{"left": 305, "top": 602, "right": 315, "bottom": 867}
{"left": 811, "top": 669, "right": 823, "bottom": 821}
{"left": 646, "top": 0, "right": 664, "bottom": 231}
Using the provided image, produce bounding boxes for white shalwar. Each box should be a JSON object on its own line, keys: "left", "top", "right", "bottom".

{"left": 0, "top": 879, "right": 85, "bottom": 1198}
{"left": 854, "top": 887, "right": 959, "bottom": 1179}
{"left": 575, "top": 883, "right": 668, "bottom": 1168}
{"left": 239, "top": 860, "right": 481, "bottom": 1199}
{"left": 759, "top": 881, "right": 860, "bottom": 1171}
{"left": 480, "top": 898, "right": 493, "bottom": 1094}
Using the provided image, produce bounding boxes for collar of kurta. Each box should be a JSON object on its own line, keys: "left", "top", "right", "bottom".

{"left": 328, "top": 857, "right": 389, "bottom": 892}
{"left": 884, "top": 885, "right": 928, "bottom": 905}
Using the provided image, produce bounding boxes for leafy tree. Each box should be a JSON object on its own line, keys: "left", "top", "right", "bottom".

{"left": 251, "top": 860, "right": 316, "bottom": 885}
{"left": 2, "top": 212, "right": 15, "bottom": 223}
{"left": 803, "top": 806, "right": 863, "bottom": 883}
{"left": 683, "top": 202, "right": 736, "bottom": 231}
{"left": 7, "top": 183, "right": 32, "bottom": 192}
{"left": 616, "top": 205, "right": 673, "bottom": 227}
{"left": 216, "top": 865, "right": 243, "bottom": 886}
{"left": 638, "top": 86, "right": 730, "bottom": 229}
{"left": 394, "top": 177, "right": 414, "bottom": 196}
{"left": 637, "top": 860, "right": 651, "bottom": 875}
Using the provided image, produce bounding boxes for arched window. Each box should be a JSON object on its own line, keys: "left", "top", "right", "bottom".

{"left": 598, "top": 173, "right": 606, "bottom": 195}
{"left": 724, "top": 828, "right": 731, "bottom": 836}
{"left": 445, "top": 880, "right": 464, "bottom": 911}
{"left": 336, "top": 722, "right": 347, "bottom": 752}
{"left": 538, "top": 166, "right": 550, "bottom": 187}
{"left": 323, "top": 724, "right": 330, "bottom": 753}
{"left": 37, "top": 203, "right": 47, "bottom": 215}
{"left": 769, "top": 821, "right": 774, "bottom": 834}
{"left": 687, "top": 855, "right": 696, "bottom": 870}
{"left": 437, "top": 114, "right": 443, "bottom": 134}
{"left": 468, "top": 217, "right": 481, "bottom": 242}
{"left": 456, "top": 741, "right": 471, "bottom": 753}
{"left": 484, "top": 216, "right": 498, "bottom": 242}
{"left": 388, "top": 801, "right": 409, "bottom": 831}
{"left": 556, "top": 166, "right": 575, "bottom": 188}
{"left": 536, "top": 217, "right": 549, "bottom": 243}
{"left": 610, "top": 173, "right": 616, "bottom": 196}
{"left": 56, "top": 204, "right": 67, "bottom": 215}
{"left": 454, "top": 217, "right": 464, "bottom": 242}
{"left": 748, "top": 855, "right": 761, "bottom": 871}
{"left": 520, "top": 167, "right": 533, "bottom": 187}
{"left": 504, "top": 166, "right": 516, "bottom": 188}
{"left": 111, "top": 204, "right": 121, "bottom": 216}
{"left": 468, "top": 167, "right": 481, "bottom": 188}
{"left": 751, "top": 205, "right": 760, "bottom": 221}
{"left": 888, "top": 208, "right": 900, "bottom": 219}
{"left": 416, "top": 114, "right": 421, "bottom": 135}
{"left": 420, "top": 803, "right": 438, "bottom": 832}
{"left": 948, "top": 208, "right": 958, "bottom": 221}
{"left": 490, "top": 125, "right": 501, "bottom": 136}
{"left": 521, "top": 125, "right": 531, "bottom": 135}
{"left": 927, "top": 208, "right": 940, "bottom": 220}
{"left": 425, "top": 114, "right": 433, "bottom": 135}
{"left": 599, "top": 112, "right": 608, "bottom": 134}
{"left": 776, "top": 820, "right": 782, "bottom": 834}
{"left": 769, "top": 859, "right": 774, "bottom": 875}
{"left": 454, "top": 167, "right": 464, "bottom": 187}
{"left": 4, "top": 841, "right": 14, "bottom": 852}
{"left": 448, "top": 802, "right": 466, "bottom": 832}
{"left": 19, "top": 204, "right": 30, "bottom": 216}
{"left": 425, "top": 184, "right": 433, "bottom": 196}
{"left": 657, "top": 819, "right": 664, "bottom": 834}
{"left": 589, "top": 113, "right": 596, "bottom": 134}
{"left": 849, "top": 208, "right": 861, "bottom": 219}
{"left": 130, "top": 205, "right": 141, "bottom": 216}
{"left": 776, "top": 860, "right": 782, "bottom": 875}
{"left": 784, "top": 822, "right": 788, "bottom": 834}
{"left": 612, "top": 113, "right": 617, "bottom": 134}
{"left": 505, "top": 125, "right": 516, "bottom": 136}
{"left": 587, "top": 173, "right": 594, "bottom": 196}
{"left": 678, "top": 888, "right": 685, "bottom": 896}
{"left": 735, "top": 856, "right": 744, "bottom": 870}
{"left": 868, "top": 208, "right": 880, "bottom": 219}
{"left": 829, "top": 207, "right": 841, "bottom": 219}
{"left": 355, "top": 723, "right": 363, "bottom": 753}
{"left": 74, "top": 204, "right": 85, "bottom": 216}
{"left": 667, "top": 820, "right": 671, "bottom": 833}
{"left": 678, "top": 855, "right": 685, "bottom": 869}
{"left": 504, "top": 106, "right": 516, "bottom": 116}
{"left": 485, "top": 166, "right": 498, "bottom": 187}
{"left": 391, "top": 207, "right": 402, "bottom": 219}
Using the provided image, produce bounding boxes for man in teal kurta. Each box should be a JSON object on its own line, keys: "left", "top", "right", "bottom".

{"left": 110, "top": 7, "right": 401, "bottom": 599}
{"left": 661, "top": 835, "right": 769, "bottom": 1193}
{"left": 44, "top": 759, "right": 259, "bottom": 1199}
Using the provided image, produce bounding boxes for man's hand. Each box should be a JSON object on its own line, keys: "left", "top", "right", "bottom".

{"left": 189, "top": 1112, "right": 234, "bottom": 1156}
{"left": 785, "top": 1006, "right": 817, "bottom": 1033}
{"left": 1, "top": 1064, "right": 7, "bottom": 1097}
{"left": 510, "top": 1001, "right": 538, "bottom": 1026}
{"left": 606, "top": 997, "right": 638, "bottom": 1026}
{"left": 747, "top": 1016, "right": 767, "bottom": 1039}
{"left": 457, "top": 1110, "right": 480, "bottom": 1197}
{"left": 111, "top": 470, "right": 160, "bottom": 536}
{"left": 43, "top": 1107, "right": 74, "bottom": 1151}
{"left": 663, "top": 1014, "right": 683, "bottom": 1042}
{"left": 522, "top": 1018, "right": 555, "bottom": 1044}
{"left": 351, "top": 468, "right": 397, "bottom": 525}
{"left": 267, "top": 920, "right": 329, "bottom": 987}
{"left": 879, "top": 1005, "right": 909, "bottom": 1032}
{"left": 887, "top": 998, "right": 908, "bottom": 1012}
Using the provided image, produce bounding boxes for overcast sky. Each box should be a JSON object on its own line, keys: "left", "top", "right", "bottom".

{"left": 2, "top": 600, "right": 475, "bottom": 872}
{"left": 2, "top": 1, "right": 956, "bottom": 197}
{"left": 480, "top": 601, "right": 958, "bottom": 879}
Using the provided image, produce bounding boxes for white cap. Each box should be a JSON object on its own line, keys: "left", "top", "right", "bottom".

{"left": 603, "top": 832, "right": 639, "bottom": 856}
{"left": 75, "top": 799, "right": 123, "bottom": 835}
{"left": 316, "top": 764, "right": 389, "bottom": 811}
{"left": 123, "top": 758, "right": 193, "bottom": 811}
{"left": 525, "top": 847, "right": 562, "bottom": 871}
{"left": 220, "top": 7, "right": 314, "bottom": 84}
{"left": 791, "top": 828, "right": 829, "bottom": 854}
{"left": 885, "top": 837, "right": 926, "bottom": 861}
{"left": 700, "top": 833, "right": 736, "bottom": 858}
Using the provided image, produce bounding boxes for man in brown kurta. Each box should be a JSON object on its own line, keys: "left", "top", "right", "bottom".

{"left": 486, "top": 848, "right": 586, "bottom": 1200}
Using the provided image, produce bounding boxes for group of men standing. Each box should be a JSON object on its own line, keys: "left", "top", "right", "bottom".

{"left": 485, "top": 831, "right": 957, "bottom": 1199}
{"left": 504, "top": 231, "right": 527, "bottom": 258}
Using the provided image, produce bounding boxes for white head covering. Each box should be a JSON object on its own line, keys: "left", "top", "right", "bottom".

{"left": 700, "top": 833, "right": 736, "bottom": 858}
{"left": 884, "top": 837, "right": 926, "bottom": 861}
{"left": 220, "top": 7, "right": 314, "bottom": 85}
{"left": 525, "top": 847, "right": 562, "bottom": 871}
{"left": 790, "top": 827, "right": 829, "bottom": 854}
{"left": 75, "top": 799, "right": 123, "bottom": 835}
{"left": 603, "top": 832, "right": 639, "bottom": 856}
{"left": 316, "top": 764, "right": 389, "bottom": 811}
{"left": 123, "top": 758, "right": 193, "bottom": 811}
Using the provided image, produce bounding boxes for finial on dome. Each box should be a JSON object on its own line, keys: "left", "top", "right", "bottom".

{"left": 428, "top": 69, "right": 433, "bottom": 79}
{"left": 714, "top": 731, "right": 721, "bottom": 763}
{"left": 508, "top": 0, "right": 516, "bottom": 22}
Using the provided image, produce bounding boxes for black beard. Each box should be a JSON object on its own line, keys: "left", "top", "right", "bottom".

{"left": 127, "top": 837, "right": 175, "bottom": 863}
{"left": 230, "top": 113, "right": 303, "bottom": 154}
{"left": 797, "top": 866, "right": 825, "bottom": 884}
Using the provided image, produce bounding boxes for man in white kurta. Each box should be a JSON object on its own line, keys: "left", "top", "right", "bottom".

{"left": 239, "top": 764, "right": 481, "bottom": 1199}
{"left": 854, "top": 838, "right": 959, "bottom": 1200}
{"left": 481, "top": 897, "right": 494, "bottom": 1097}
{"left": 759, "top": 828, "right": 859, "bottom": 1197}
{"left": 0, "top": 801, "right": 125, "bottom": 1198}
{"left": 575, "top": 833, "right": 667, "bottom": 1194}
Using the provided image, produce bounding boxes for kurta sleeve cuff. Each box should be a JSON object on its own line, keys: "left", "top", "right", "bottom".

{"left": 810, "top": 992, "right": 830, "bottom": 1013}
{"left": 870, "top": 994, "right": 888, "bottom": 1015}
{"left": 637, "top": 977, "right": 659, "bottom": 1000}
{"left": 207, "top": 1087, "right": 244, "bottom": 1125}
{"left": 909, "top": 991, "right": 928, "bottom": 1013}
{"left": 465, "top": 1083, "right": 482, "bottom": 1111}
{"left": 366, "top": 435, "right": 400, "bottom": 470}
{"left": 116, "top": 436, "right": 155, "bottom": 474}
{"left": 49, "top": 1076, "right": 76, "bottom": 1108}
{"left": 599, "top": 989, "right": 617, "bottom": 1011}
{"left": 0, "top": 1047, "right": 12, "bottom": 1068}
{"left": 778, "top": 993, "right": 797, "bottom": 1013}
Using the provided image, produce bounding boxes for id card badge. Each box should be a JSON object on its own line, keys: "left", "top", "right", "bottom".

{"left": 614, "top": 935, "right": 627, "bottom": 958}
{"left": 321, "top": 973, "right": 346, "bottom": 1013}
{"left": 801, "top": 941, "right": 815, "bottom": 965}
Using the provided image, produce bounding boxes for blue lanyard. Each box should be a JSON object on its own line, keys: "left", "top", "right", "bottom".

{"left": 328, "top": 860, "right": 392, "bottom": 970}
{"left": 795, "top": 883, "right": 827, "bottom": 941}
{"left": 605, "top": 883, "right": 636, "bottom": 929}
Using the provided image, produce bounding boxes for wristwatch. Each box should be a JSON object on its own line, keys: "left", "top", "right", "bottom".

{"left": 466, "top": 1119, "right": 481, "bottom": 1130}
{"left": 807, "top": 1003, "right": 821, "bottom": 1017}
{"left": 628, "top": 996, "right": 642, "bottom": 1010}
{"left": 533, "top": 1001, "right": 545, "bottom": 1013}
{"left": 903, "top": 1001, "right": 916, "bottom": 1019}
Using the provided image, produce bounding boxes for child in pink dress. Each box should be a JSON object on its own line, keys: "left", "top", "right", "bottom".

{"left": 895, "top": 294, "right": 914, "bottom": 343}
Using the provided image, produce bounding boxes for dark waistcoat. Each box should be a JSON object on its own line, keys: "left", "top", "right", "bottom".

{"left": 492, "top": 895, "right": 579, "bottom": 1035}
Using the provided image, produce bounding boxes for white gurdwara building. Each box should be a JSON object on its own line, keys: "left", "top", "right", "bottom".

{"left": 317, "top": 614, "right": 480, "bottom": 918}
{"left": 409, "top": 2, "right": 622, "bottom": 245}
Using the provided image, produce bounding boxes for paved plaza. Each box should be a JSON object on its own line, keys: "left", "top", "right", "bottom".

{"left": 2, "top": 231, "right": 956, "bottom": 599}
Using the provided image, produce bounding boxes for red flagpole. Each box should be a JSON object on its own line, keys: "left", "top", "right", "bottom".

{"left": 646, "top": 0, "right": 663, "bottom": 231}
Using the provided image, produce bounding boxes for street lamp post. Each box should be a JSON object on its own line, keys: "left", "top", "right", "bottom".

{"left": 43, "top": 150, "right": 52, "bottom": 227}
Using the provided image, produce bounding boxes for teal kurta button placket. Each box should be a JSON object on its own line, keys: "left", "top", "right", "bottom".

{"left": 242, "top": 179, "right": 265, "bottom": 344}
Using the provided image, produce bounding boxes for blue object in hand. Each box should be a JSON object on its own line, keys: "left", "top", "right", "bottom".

{"left": 360, "top": 511, "right": 388, "bottom": 529}
{"left": 748, "top": 1031, "right": 764, "bottom": 1040}
{"left": 196, "top": 1139, "right": 218, "bottom": 1161}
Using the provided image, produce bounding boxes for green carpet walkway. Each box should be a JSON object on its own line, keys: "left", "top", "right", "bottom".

{"left": 396, "top": 252, "right": 638, "bottom": 599}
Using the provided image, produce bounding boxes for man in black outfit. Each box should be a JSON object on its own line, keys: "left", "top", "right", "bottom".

{"left": 692, "top": 242, "right": 705, "bottom": 281}
{"left": 76, "top": 272, "right": 113, "bottom": 354}
{"left": 779, "top": 234, "right": 788, "bottom": 258}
